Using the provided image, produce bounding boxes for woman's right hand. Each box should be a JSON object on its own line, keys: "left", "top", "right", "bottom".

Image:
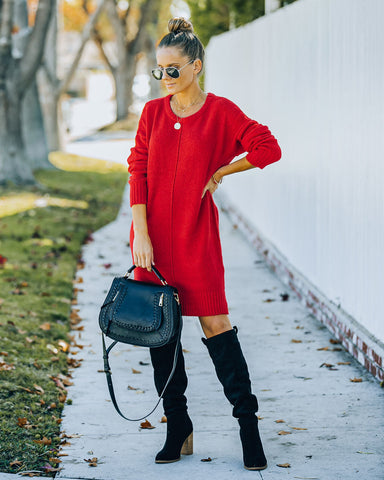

{"left": 133, "top": 231, "right": 154, "bottom": 271}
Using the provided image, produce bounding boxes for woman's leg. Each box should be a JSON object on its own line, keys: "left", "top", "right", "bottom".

{"left": 150, "top": 342, "right": 193, "bottom": 463}
{"left": 199, "top": 315, "right": 267, "bottom": 471}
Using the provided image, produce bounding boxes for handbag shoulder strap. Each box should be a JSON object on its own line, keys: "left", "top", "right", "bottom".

{"left": 101, "top": 320, "right": 182, "bottom": 422}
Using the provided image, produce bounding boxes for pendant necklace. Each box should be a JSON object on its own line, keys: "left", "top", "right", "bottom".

{"left": 172, "top": 92, "right": 205, "bottom": 130}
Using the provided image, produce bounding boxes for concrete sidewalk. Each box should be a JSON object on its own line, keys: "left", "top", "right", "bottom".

{"left": 48, "top": 177, "right": 384, "bottom": 480}
{"left": 2, "top": 135, "right": 382, "bottom": 480}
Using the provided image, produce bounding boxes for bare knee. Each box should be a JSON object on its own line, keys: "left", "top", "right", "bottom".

{"left": 199, "top": 314, "right": 232, "bottom": 338}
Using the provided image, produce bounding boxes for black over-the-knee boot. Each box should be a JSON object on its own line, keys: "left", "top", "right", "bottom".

{"left": 202, "top": 327, "right": 267, "bottom": 470}
{"left": 150, "top": 341, "right": 193, "bottom": 463}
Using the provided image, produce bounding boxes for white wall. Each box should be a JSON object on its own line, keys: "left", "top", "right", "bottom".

{"left": 206, "top": 0, "right": 384, "bottom": 342}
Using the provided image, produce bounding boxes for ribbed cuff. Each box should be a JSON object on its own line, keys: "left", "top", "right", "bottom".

{"left": 129, "top": 180, "right": 148, "bottom": 206}
{"left": 247, "top": 144, "right": 281, "bottom": 169}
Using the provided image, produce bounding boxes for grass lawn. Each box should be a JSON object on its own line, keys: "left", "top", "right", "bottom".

{"left": 0, "top": 157, "right": 127, "bottom": 476}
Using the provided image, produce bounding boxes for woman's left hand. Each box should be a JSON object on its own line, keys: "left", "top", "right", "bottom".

{"left": 202, "top": 173, "right": 222, "bottom": 199}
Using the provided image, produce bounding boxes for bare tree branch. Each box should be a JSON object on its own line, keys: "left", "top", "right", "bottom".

{"left": 0, "top": 0, "right": 14, "bottom": 80}
{"left": 131, "top": 0, "right": 154, "bottom": 56}
{"left": 105, "top": 0, "right": 125, "bottom": 55}
{"left": 19, "top": 0, "right": 53, "bottom": 91}
{"left": 58, "top": 0, "right": 107, "bottom": 95}
{"left": 92, "top": 28, "right": 115, "bottom": 74}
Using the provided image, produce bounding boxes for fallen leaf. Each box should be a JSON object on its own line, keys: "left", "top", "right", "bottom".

{"left": 49, "top": 458, "right": 62, "bottom": 464}
{"left": 182, "top": 349, "right": 190, "bottom": 353}
{"left": 132, "top": 368, "right": 142, "bottom": 374}
{"left": 33, "top": 384, "right": 44, "bottom": 395}
{"left": 320, "top": 363, "right": 334, "bottom": 368}
{"left": 329, "top": 339, "right": 341, "bottom": 344}
{"left": 289, "top": 426, "right": 308, "bottom": 431}
{"left": 128, "top": 385, "right": 139, "bottom": 390}
{"left": 103, "top": 263, "right": 112, "bottom": 269}
{"left": 160, "top": 416, "right": 167, "bottom": 423}
{"left": 201, "top": 457, "right": 212, "bottom": 462}
{"left": 58, "top": 340, "right": 70, "bottom": 352}
{"left": 275, "top": 419, "right": 285, "bottom": 423}
{"left": 0, "top": 361, "right": 15, "bottom": 371}
{"left": 47, "top": 344, "right": 59, "bottom": 354}
{"left": 84, "top": 457, "right": 98, "bottom": 467}
{"left": 140, "top": 419, "right": 155, "bottom": 429}
{"left": 337, "top": 362, "right": 351, "bottom": 365}
{"left": 317, "top": 347, "right": 329, "bottom": 351}
{"left": 356, "top": 451, "right": 374, "bottom": 454}
{"left": 17, "top": 417, "right": 29, "bottom": 428}
{"left": 33, "top": 437, "right": 52, "bottom": 445}
{"left": 350, "top": 378, "right": 363, "bottom": 383}
{"left": 9, "top": 459, "right": 23, "bottom": 467}
{"left": 291, "top": 339, "right": 302, "bottom": 343}
{"left": 278, "top": 431, "right": 291, "bottom": 435}
{"left": 263, "top": 298, "right": 275, "bottom": 303}
{"left": 277, "top": 463, "right": 291, "bottom": 468}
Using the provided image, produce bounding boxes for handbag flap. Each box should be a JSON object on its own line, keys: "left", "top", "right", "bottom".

{"left": 112, "top": 279, "right": 164, "bottom": 332}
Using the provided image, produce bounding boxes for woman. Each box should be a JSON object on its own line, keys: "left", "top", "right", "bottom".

{"left": 127, "top": 17, "right": 281, "bottom": 471}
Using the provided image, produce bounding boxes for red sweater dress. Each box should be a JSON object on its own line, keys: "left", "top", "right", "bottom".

{"left": 127, "top": 93, "right": 281, "bottom": 317}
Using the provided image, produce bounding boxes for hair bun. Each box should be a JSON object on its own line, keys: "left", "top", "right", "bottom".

{"left": 168, "top": 17, "right": 194, "bottom": 34}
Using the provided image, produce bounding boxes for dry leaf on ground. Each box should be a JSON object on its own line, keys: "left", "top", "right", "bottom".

{"left": 277, "top": 463, "right": 291, "bottom": 468}
{"left": 350, "top": 378, "right": 363, "bottom": 383}
{"left": 160, "top": 416, "right": 167, "bottom": 423}
{"left": 291, "top": 339, "right": 302, "bottom": 343}
{"left": 140, "top": 419, "right": 155, "bottom": 429}
{"left": 33, "top": 437, "right": 52, "bottom": 445}
{"left": 337, "top": 362, "right": 351, "bottom": 365}
{"left": 275, "top": 419, "right": 285, "bottom": 423}
{"left": 201, "top": 457, "right": 212, "bottom": 462}
{"left": 39, "top": 322, "right": 51, "bottom": 331}
{"left": 278, "top": 431, "right": 291, "bottom": 435}
{"left": 84, "top": 457, "right": 98, "bottom": 467}
{"left": 132, "top": 368, "right": 142, "bottom": 374}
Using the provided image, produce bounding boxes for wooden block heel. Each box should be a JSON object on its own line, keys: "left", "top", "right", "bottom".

{"left": 180, "top": 432, "right": 193, "bottom": 455}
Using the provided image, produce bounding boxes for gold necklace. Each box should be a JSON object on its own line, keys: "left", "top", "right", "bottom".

{"left": 173, "top": 92, "right": 205, "bottom": 130}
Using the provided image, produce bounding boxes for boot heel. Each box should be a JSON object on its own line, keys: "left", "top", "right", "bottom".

{"left": 180, "top": 432, "right": 193, "bottom": 455}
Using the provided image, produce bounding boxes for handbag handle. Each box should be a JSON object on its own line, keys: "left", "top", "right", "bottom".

{"left": 124, "top": 264, "right": 168, "bottom": 286}
{"left": 102, "top": 322, "right": 182, "bottom": 422}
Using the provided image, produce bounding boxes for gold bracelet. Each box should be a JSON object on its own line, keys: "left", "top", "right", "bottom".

{"left": 212, "top": 175, "right": 223, "bottom": 185}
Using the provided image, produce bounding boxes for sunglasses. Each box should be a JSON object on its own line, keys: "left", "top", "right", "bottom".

{"left": 151, "top": 59, "right": 194, "bottom": 80}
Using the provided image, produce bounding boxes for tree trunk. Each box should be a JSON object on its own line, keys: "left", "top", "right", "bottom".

{"left": 0, "top": 0, "right": 53, "bottom": 185}
{"left": 22, "top": 78, "right": 52, "bottom": 169}
{"left": 0, "top": 84, "right": 35, "bottom": 184}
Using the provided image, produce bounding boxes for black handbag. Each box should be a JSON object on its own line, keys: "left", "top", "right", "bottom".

{"left": 99, "top": 265, "right": 182, "bottom": 421}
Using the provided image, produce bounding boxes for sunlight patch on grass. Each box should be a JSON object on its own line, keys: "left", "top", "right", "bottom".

{"left": 0, "top": 194, "right": 88, "bottom": 219}
{"left": 49, "top": 151, "right": 127, "bottom": 173}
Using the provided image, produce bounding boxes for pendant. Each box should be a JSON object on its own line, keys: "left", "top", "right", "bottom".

{"left": 174, "top": 122, "right": 181, "bottom": 130}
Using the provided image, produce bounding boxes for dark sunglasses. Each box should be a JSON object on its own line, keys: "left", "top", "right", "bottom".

{"left": 151, "top": 59, "right": 194, "bottom": 80}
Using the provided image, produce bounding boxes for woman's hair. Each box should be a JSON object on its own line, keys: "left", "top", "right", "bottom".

{"left": 158, "top": 17, "right": 205, "bottom": 74}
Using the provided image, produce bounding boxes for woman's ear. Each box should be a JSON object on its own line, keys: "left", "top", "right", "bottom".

{"left": 193, "top": 59, "right": 203, "bottom": 76}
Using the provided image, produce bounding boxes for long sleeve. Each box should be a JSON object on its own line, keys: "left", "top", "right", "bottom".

{"left": 127, "top": 104, "right": 149, "bottom": 206}
{"left": 232, "top": 108, "right": 282, "bottom": 169}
